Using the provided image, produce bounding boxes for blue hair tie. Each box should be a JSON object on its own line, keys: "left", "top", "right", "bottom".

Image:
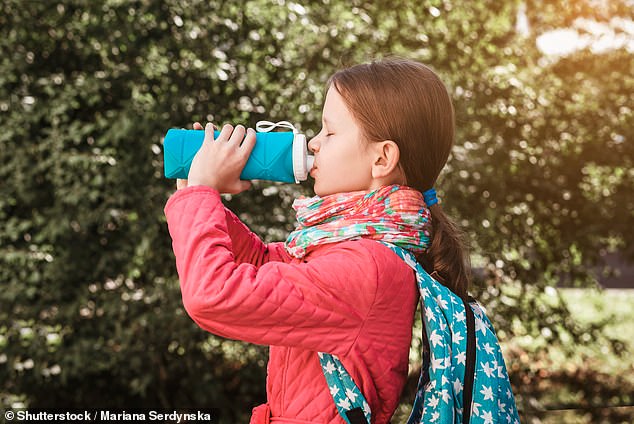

{"left": 423, "top": 188, "right": 438, "bottom": 207}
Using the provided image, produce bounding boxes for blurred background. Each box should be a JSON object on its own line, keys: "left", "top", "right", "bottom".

{"left": 1, "top": 0, "right": 633, "bottom": 422}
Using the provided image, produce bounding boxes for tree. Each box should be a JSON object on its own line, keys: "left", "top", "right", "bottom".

{"left": 1, "top": 0, "right": 632, "bottom": 422}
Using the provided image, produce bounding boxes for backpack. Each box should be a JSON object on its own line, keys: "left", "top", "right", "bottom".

{"left": 319, "top": 242, "right": 520, "bottom": 424}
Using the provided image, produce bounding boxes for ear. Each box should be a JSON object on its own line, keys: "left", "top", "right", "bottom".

{"left": 370, "top": 140, "right": 403, "bottom": 180}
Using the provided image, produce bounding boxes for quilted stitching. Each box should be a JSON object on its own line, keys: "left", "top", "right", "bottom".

{"left": 165, "top": 187, "right": 418, "bottom": 423}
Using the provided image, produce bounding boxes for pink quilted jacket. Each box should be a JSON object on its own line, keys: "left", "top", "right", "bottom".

{"left": 165, "top": 186, "right": 418, "bottom": 423}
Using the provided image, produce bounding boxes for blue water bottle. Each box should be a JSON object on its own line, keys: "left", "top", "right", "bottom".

{"left": 163, "top": 121, "right": 315, "bottom": 183}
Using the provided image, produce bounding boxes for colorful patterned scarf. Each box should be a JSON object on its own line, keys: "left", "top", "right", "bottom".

{"left": 285, "top": 184, "right": 432, "bottom": 258}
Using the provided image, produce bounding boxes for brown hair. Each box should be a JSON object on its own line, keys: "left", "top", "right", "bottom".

{"left": 328, "top": 58, "right": 471, "bottom": 297}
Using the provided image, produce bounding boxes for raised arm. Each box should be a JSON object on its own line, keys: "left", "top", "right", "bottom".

{"left": 165, "top": 186, "right": 378, "bottom": 356}
{"left": 223, "top": 206, "right": 289, "bottom": 266}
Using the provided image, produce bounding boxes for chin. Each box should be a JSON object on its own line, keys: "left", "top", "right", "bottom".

{"left": 312, "top": 184, "right": 330, "bottom": 198}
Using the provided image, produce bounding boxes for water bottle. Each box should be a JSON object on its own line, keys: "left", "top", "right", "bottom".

{"left": 163, "top": 121, "right": 315, "bottom": 183}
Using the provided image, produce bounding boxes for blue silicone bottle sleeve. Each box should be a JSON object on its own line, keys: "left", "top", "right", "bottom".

{"left": 163, "top": 128, "right": 296, "bottom": 183}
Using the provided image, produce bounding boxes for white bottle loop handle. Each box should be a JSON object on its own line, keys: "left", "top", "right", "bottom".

{"left": 254, "top": 120, "right": 313, "bottom": 183}
{"left": 255, "top": 120, "right": 298, "bottom": 134}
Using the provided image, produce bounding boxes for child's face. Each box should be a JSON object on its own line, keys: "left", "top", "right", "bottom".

{"left": 308, "top": 86, "right": 376, "bottom": 197}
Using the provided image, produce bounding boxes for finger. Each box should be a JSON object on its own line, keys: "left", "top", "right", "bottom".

{"left": 193, "top": 122, "right": 203, "bottom": 130}
{"left": 177, "top": 179, "right": 188, "bottom": 190}
{"left": 204, "top": 122, "right": 221, "bottom": 143}
{"left": 228, "top": 125, "right": 246, "bottom": 146}
{"left": 240, "top": 127, "right": 257, "bottom": 155}
{"left": 215, "top": 123, "right": 233, "bottom": 143}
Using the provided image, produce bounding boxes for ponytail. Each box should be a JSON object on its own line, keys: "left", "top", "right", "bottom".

{"left": 417, "top": 203, "right": 471, "bottom": 298}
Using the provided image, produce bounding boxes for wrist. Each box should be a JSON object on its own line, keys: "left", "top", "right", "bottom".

{"left": 171, "top": 184, "right": 221, "bottom": 199}
{"left": 187, "top": 179, "right": 220, "bottom": 190}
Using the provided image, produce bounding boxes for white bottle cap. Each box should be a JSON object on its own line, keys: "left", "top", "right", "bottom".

{"left": 292, "top": 133, "right": 314, "bottom": 183}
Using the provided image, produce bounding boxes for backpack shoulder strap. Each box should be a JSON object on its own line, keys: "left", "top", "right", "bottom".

{"left": 318, "top": 352, "right": 370, "bottom": 424}
{"left": 462, "top": 296, "right": 477, "bottom": 424}
{"left": 378, "top": 242, "right": 475, "bottom": 424}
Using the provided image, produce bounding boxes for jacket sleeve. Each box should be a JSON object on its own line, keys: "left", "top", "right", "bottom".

{"left": 223, "top": 206, "right": 289, "bottom": 266}
{"left": 164, "top": 186, "right": 378, "bottom": 356}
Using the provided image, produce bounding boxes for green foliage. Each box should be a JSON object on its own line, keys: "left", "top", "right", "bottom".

{"left": 1, "top": 0, "right": 632, "bottom": 422}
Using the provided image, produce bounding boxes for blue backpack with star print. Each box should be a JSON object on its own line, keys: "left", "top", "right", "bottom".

{"left": 319, "top": 242, "right": 520, "bottom": 424}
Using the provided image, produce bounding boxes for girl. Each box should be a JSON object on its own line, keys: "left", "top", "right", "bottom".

{"left": 165, "top": 58, "right": 470, "bottom": 423}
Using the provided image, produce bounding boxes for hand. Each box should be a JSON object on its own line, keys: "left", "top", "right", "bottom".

{"left": 184, "top": 121, "right": 256, "bottom": 194}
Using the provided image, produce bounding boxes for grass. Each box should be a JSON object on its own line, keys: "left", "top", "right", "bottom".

{"left": 534, "top": 288, "right": 634, "bottom": 424}
{"left": 561, "top": 288, "right": 634, "bottom": 352}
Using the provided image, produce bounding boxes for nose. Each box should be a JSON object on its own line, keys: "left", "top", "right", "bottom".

{"left": 308, "top": 136, "right": 320, "bottom": 153}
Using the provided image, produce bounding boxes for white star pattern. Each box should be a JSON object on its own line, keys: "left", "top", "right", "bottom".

{"left": 481, "top": 410, "right": 494, "bottom": 424}
{"left": 475, "top": 317, "right": 488, "bottom": 336}
{"left": 345, "top": 388, "right": 358, "bottom": 402}
{"left": 454, "top": 310, "right": 466, "bottom": 322}
{"left": 363, "top": 401, "right": 371, "bottom": 415}
{"left": 472, "top": 402, "right": 481, "bottom": 416}
{"left": 440, "top": 389, "right": 451, "bottom": 403}
{"left": 429, "top": 330, "right": 443, "bottom": 348}
{"left": 482, "top": 361, "right": 496, "bottom": 378}
{"left": 483, "top": 343, "right": 495, "bottom": 355}
{"left": 431, "top": 355, "right": 446, "bottom": 372}
{"left": 428, "top": 394, "right": 440, "bottom": 408}
{"left": 453, "top": 378, "right": 464, "bottom": 394}
{"left": 498, "top": 365, "right": 506, "bottom": 378}
{"left": 336, "top": 398, "right": 351, "bottom": 410}
{"left": 404, "top": 254, "right": 417, "bottom": 268}
{"left": 421, "top": 287, "right": 431, "bottom": 299}
{"left": 430, "top": 411, "right": 440, "bottom": 422}
{"left": 456, "top": 350, "right": 466, "bottom": 365}
{"left": 452, "top": 331, "right": 464, "bottom": 344}
{"left": 480, "top": 385, "right": 494, "bottom": 401}
{"left": 329, "top": 385, "right": 339, "bottom": 397}
{"left": 425, "top": 306, "right": 436, "bottom": 321}
{"left": 436, "top": 295, "right": 448, "bottom": 310}
{"left": 324, "top": 361, "right": 336, "bottom": 374}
